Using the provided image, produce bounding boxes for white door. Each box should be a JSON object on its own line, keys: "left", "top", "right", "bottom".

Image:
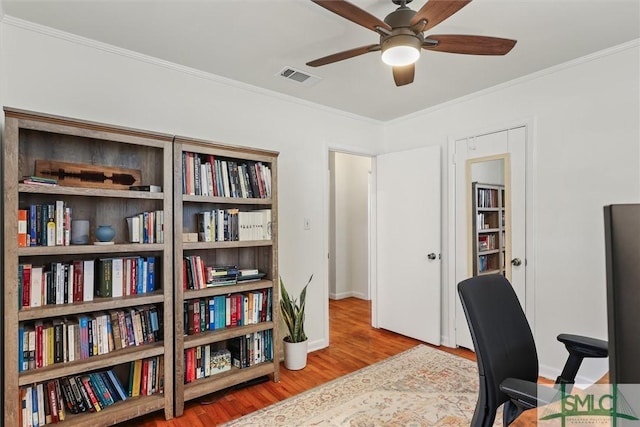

{"left": 376, "top": 145, "right": 441, "bottom": 345}
{"left": 453, "top": 127, "right": 527, "bottom": 349}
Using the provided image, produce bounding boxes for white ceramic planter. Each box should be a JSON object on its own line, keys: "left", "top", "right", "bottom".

{"left": 283, "top": 339, "right": 308, "bottom": 370}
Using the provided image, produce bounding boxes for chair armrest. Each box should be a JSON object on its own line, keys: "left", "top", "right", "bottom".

{"left": 500, "top": 378, "right": 562, "bottom": 409}
{"left": 557, "top": 334, "right": 608, "bottom": 358}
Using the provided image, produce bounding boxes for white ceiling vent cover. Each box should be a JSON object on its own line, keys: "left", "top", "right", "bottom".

{"left": 277, "top": 66, "right": 322, "bottom": 87}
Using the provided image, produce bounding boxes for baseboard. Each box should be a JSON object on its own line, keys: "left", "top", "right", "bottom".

{"left": 330, "top": 291, "right": 366, "bottom": 300}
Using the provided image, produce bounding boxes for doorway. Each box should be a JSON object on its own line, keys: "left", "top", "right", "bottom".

{"left": 449, "top": 125, "right": 532, "bottom": 350}
{"left": 328, "top": 151, "right": 372, "bottom": 303}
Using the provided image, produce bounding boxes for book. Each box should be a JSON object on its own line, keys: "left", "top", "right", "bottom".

{"left": 55, "top": 200, "right": 65, "bottom": 246}
{"left": 129, "top": 359, "right": 143, "bottom": 397}
{"left": 30, "top": 266, "right": 43, "bottom": 308}
{"left": 96, "top": 258, "right": 113, "bottom": 297}
{"left": 20, "top": 176, "right": 58, "bottom": 185}
{"left": 46, "top": 204, "right": 56, "bottom": 247}
{"left": 129, "top": 185, "right": 161, "bottom": 192}
{"left": 147, "top": 257, "right": 156, "bottom": 292}
{"left": 126, "top": 216, "right": 141, "bottom": 243}
{"left": 82, "top": 259, "right": 94, "bottom": 301}
{"left": 54, "top": 379, "right": 66, "bottom": 421}
{"left": 111, "top": 258, "right": 124, "bottom": 298}
{"left": 46, "top": 381, "right": 59, "bottom": 423}
{"left": 18, "top": 209, "right": 28, "bottom": 247}
{"left": 36, "top": 383, "right": 46, "bottom": 426}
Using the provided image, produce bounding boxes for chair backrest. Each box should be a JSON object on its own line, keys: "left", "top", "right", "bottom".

{"left": 458, "top": 274, "right": 539, "bottom": 410}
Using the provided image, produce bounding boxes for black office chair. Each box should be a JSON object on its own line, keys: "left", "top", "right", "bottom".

{"left": 457, "top": 274, "right": 608, "bottom": 426}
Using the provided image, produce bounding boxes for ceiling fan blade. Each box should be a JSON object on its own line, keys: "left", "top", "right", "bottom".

{"left": 307, "top": 44, "right": 380, "bottom": 67}
{"left": 424, "top": 35, "right": 517, "bottom": 55}
{"left": 311, "top": 0, "right": 392, "bottom": 33}
{"left": 392, "top": 64, "right": 415, "bottom": 86}
{"left": 410, "top": 0, "right": 472, "bottom": 31}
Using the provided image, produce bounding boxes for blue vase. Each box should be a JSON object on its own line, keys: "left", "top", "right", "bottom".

{"left": 95, "top": 225, "right": 116, "bottom": 242}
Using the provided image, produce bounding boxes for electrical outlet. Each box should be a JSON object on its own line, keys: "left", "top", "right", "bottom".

{"left": 304, "top": 218, "right": 311, "bottom": 230}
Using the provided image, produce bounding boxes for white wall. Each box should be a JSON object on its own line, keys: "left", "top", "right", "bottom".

{"left": 330, "top": 152, "right": 370, "bottom": 300}
{"left": 2, "top": 15, "right": 639, "bottom": 383}
{"left": 384, "top": 41, "right": 640, "bottom": 382}
{"left": 0, "top": 19, "right": 384, "bottom": 352}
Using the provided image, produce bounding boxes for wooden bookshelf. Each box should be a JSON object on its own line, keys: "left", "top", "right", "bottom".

{"left": 472, "top": 182, "right": 506, "bottom": 276}
{"left": 172, "top": 137, "right": 279, "bottom": 417}
{"left": 2, "top": 108, "right": 175, "bottom": 425}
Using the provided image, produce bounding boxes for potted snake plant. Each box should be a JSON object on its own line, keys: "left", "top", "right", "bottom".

{"left": 280, "top": 274, "right": 313, "bottom": 370}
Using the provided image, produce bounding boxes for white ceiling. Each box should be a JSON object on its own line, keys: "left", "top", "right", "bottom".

{"left": 2, "top": 0, "right": 639, "bottom": 121}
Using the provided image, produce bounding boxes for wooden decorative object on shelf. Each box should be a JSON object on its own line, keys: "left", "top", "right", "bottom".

{"left": 35, "top": 159, "right": 142, "bottom": 190}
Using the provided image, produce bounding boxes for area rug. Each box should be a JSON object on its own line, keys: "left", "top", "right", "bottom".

{"left": 223, "top": 345, "right": 499, "bottom": 426}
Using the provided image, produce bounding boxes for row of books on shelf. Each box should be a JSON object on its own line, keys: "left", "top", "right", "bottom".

{"left": 478, "top": 234, "right": 498, "bottom": 251}
{"left": 125, "top": 210, "right": 165, "bottom": 244}
{"left": 183, "top": 258, "right": 238, "bottom": 290}
{"left": 183, "top": 288, "right": 273, "bottom": 336}
{"left": 182, "top": 151, "right": 272, "bottom": 199}
{"left": 476, "top": 212, "right": 506, "bottom": 231}
{"left": 18, "top": 204, "right": 165, "bottom": 248}
{"left": 476, "top": 187, "right": 501, "bottom": 208}
{"left": 229, "top": 330, "right": 274, "bottom": 369}
{"left": 196, "top": 208, "right": 272, "bottom": 242}
{"left": 96, "top": 256, "right": 158, "bottom": 298}
{"left": 183, "top": 330, "right": 273, "bottom": 384}
{"left": 20, "top": 369, "right": 126, "bottom": 426}
{"left": 184, "top": 347, "right": 230, "bottom": 383}
{"left": 478, "top": 254, "right": 499, "bottom": 273}
{"left": 18, "top": 202, "right": 71, "bottom": 247}
{"left": 18, "top": 257, "right": 158, "bottom": 310}
{"left": 183, "top": 257, "right": 264, "bottom": 290}
{"left": 19, "top": 357, "right": 164, "bottom": 426}
{"left": 19, "top": 305, "right": 161, "bottom": 372}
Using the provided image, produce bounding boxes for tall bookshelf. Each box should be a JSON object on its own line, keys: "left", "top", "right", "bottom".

{"left": 172, "top": 137, "right": 279, "bottom": 416}
{"left": 2, "top": 108, "right": 175, "bottom": 426}
{"left": 472, "top": 182, "right": 506, "bottom": 276}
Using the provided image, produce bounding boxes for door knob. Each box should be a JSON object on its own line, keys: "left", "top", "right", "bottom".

{"left": 427, "top": 253, "right": 437, "bottom": 260}
{"left": 511, "top": 258, "right": 522, "bottom": 266}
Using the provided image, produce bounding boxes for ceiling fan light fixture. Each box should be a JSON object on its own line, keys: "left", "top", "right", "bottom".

{"left": 381, "top": 34, "right": 421, "bottom": 66}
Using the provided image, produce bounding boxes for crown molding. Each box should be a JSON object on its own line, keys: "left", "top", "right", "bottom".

{"left": 0, "top": 14, "right": 383, "bottom": 126}
{"left": 387, "top": 38, "right": 640, "bottom": 126}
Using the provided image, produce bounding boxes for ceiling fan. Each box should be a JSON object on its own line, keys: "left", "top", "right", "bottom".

{"left": 306, "top": 0, "right": 517, "bottom": 86}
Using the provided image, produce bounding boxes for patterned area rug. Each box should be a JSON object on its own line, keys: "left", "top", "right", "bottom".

{"left": 223, "top": 345, "right": 498, "bottom": 426}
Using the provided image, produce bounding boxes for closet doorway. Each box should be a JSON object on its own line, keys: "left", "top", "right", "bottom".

{"left": 328, "top": 151, "right": 372, "bottom": 312}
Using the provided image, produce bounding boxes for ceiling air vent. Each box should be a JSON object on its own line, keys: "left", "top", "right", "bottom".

{"left": 277, "top": 66, "right": 321, "bottom": 87}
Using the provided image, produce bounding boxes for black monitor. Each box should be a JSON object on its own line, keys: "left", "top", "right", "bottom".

{"left": 604, "top": 204, "right": 640, "bottom": 423}
{"left": 604, "top": 204, "right": 640, "bottom": 385}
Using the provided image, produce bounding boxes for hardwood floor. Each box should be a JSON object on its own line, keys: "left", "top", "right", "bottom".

{"left": 124, "top": 297, "right": 474, "bottom": 426}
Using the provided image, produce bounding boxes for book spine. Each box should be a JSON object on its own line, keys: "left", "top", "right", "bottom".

{"left": 73, "top": 376, "right": 94, "bottom": 413}
{"left": 106, "top": 369, "right": 128, "bottom": 402}
{"left": 29, "top": 205, "right": 38, "bottom": 246}
{"left": 18, "top": 209, "right": 28, "bottom": 247}
{"left": 45, "top": 381, "right": 58, "bottom": 423}
{"left": 67, "top": 377, "right": 88, "bottom": 413}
